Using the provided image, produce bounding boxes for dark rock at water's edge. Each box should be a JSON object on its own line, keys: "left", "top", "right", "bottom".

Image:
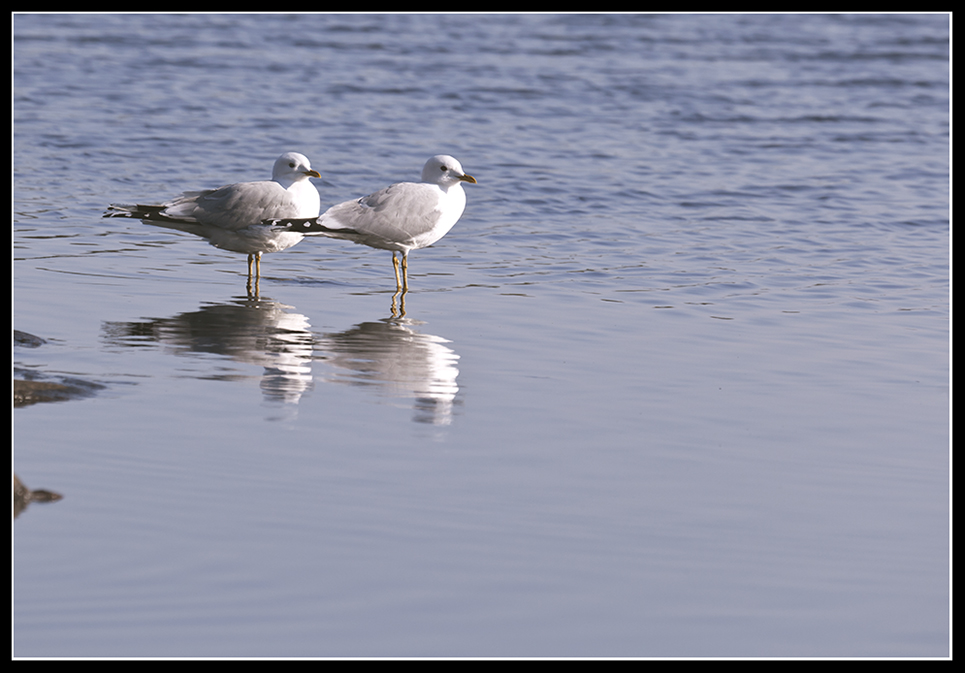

{"left": 14, "top": 473, "right": 63, "bottom": 518}
{"left": 14, "top": 330, "right": 105, "bottom": 407}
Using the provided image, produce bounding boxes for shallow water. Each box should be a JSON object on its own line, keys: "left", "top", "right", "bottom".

{"left": 14, "top": 13, "right": 949, "bottom": 658}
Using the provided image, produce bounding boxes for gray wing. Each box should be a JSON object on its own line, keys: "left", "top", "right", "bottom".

{"left": 160, "top": 180, "right": 302, "bottom": 230}
{"left": 317, "top": 182, "right": 443, "bottom": 249}
{"left": 105, "top": 180, "right": 304, "bottom": 232}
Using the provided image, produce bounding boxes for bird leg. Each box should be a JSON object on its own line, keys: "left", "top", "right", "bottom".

{"left": 392, "top": 252, "right": 402, "bottom": 292}
{"left": 246, "top": 252, "right": 263, "bottom": 278}
{"left": 246, "top": 253, "right": 261, "bottom": 297}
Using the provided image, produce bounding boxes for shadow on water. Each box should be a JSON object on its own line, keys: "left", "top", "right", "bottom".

{"left": 100, "top": 295, "right": 461, "bottom": 426}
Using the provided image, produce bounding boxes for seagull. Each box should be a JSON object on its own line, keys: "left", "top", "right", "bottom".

{"left": 105, "top": 152, "right": 322, "bottom": 281}
{"left": 267, "top": 155, "right": 476, "bottom": 292}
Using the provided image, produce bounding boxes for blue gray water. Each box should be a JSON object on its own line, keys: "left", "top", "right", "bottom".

{"left": 14, "top": 13, "right": 948, "bottom": 658}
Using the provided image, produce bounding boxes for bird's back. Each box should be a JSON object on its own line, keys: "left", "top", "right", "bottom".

{"left": 162, "top": 180, "right": 319, "bottom": 231}
{"left": 319, "top": 181, "right": 465, "bottom": 253}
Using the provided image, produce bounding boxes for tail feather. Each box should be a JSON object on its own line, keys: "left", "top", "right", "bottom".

{"left": 105, "top": 204, "right": 160, "bottom": 218}
{"left": 104, "top": 204, "right": 188, "bottom": 224}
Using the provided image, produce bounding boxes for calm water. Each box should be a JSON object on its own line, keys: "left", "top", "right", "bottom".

{"left": 14, "top": 13, "right": 949, "bottom": 658}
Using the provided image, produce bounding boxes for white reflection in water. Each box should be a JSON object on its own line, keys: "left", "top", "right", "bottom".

{"left": 315, "top": 319, "right": 460, "bottom": 426}
{"left": 102, "top": 299, "right": 460, "bottom": 425}
{"left": 102, "top": 296, "right": 314, "bottom": 411}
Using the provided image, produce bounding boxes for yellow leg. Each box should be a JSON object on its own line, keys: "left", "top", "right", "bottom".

{"left": 246, "top": 253, "right": 261, "bottom": 297}
{"left": 392, "top": 252, "right": 402, "bottom": 292}
{"left": 389, "top": 253, "right": 409, "bottom": 317}
{"left": 246, "top": 252, "right": 263, "bottom": 278}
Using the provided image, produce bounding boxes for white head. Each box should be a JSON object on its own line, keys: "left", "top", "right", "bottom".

{"left": 272, "top": 152, "right": 321, "bottom": 188}
{"left": 421, "top": 155, "right": 477, "bottom": 187}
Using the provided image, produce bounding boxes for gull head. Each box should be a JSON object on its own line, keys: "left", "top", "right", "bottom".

{"left": 272, "top": 152, "right": 322, "bottom": 187}
{"left": 422, "top": 155, "right": 477, "bottom": 187}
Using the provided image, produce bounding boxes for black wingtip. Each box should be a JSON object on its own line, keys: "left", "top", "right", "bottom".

{"left": 266, "top": 218, "right": 363, "bottom": 238}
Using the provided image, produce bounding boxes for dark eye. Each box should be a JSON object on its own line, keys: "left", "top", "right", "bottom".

{"left": 289, "top": 162, "right": 296, "bottom": 168}
{"left": 440, "top": 165, "right": 448, "bottom": 171}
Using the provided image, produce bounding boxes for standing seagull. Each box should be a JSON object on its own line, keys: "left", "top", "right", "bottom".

{"left": 268, "top": 155, "right": 476, "bottom": 292}
{"left": 105, "top": 152, "right": 322, "bottom": 283}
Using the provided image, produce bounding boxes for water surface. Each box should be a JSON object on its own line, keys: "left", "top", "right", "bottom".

{"left": 14, "top": 13, "right": 949, "bottom": 658}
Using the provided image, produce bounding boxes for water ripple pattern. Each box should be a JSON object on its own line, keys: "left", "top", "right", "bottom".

{"left": 14, "top": 14, "right": 948, "bottom": 658}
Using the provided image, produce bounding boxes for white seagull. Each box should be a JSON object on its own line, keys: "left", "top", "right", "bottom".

{"left": 105, "top": 152, "right": 322, "bottom": 280}
{"left": 267, "top": 155, "right": 476, "bottom": 292}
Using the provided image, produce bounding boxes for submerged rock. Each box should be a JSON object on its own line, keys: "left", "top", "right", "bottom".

{"left": 14, "top": 330, "right": 104, "bottom": 407}
{"left": 14, "top": 473, "right": 63, "bottom": 518}
{"left": 14, "top": 330, "right": 47, "bottom": 348}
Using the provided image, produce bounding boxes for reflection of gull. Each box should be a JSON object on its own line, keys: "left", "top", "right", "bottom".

{"left": 268, "top": 155, "right": 475, "bottom": 292}
{"left": 105, "top": 152, "right": 321, "bottom": 284}
{"left": 316, "top": 319, "right": 460, "bottom": 425}
{"left": 102, "top": 296, "right": 314, "bottom": 408}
